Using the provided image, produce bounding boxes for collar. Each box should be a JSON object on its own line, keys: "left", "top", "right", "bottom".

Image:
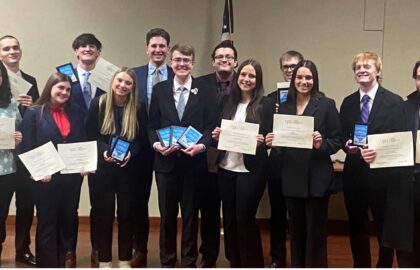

{"left": 174, "top": 76, "right": 192, "bottom": 91}
{"left": 215, "top": 71, "right": 235, "bottom": 84}
{"left": 77, "top": 65, "right": 90, "bottom": 77}
{"left": 359, "top": 83, "right": 379, "bottom": 101}
{"left": 148, "top": 62, "right": 167, "bottom": 75}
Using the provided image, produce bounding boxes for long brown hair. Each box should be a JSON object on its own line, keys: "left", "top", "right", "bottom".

{"left": 221, "top": 59, "right": 264, "bottom": 123}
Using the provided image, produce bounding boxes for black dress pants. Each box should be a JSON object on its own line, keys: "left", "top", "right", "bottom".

{"left": 0, "top": 173, "right": 16, "bottom": 246}
{"left": 198, "top": 172, "right": 221, "bottom": 264}
{"left": 285, "top": 196, "right": 329, "bottom": 268}
{"left": 14, "top": 162, "right": 35, "bottom": 254}
{"left": 32, "top": 174, "right": 82, "bottom": 268}
{"left": 267, "top": 154, "right": 287, "bottom": 266}
{"left": 156, "top": 169, "right": 201, "bottom": 268}
{"left": 90, "top": 166, "right": 133, "bottom": 262}
{"left": 217, "top": 168, "right": 265, "bottom": 268}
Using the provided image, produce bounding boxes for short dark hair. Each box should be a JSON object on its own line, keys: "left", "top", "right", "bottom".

{"left": 413, "top": 61, "right": 420, "bottom": 79}
{"left": 280, "top": 50, "right": 304, "bottom": 67}
{"left": 211, "top": 41, "right": 238, "bottom": 60}
{"left": 146, "top": 28, "right": 170, "bottom": 46}
{"left": 72, "top": 33, "right": 102, "bottom": 50}
{"left": 0, "top": 35, "right": 20, "bottom": 46}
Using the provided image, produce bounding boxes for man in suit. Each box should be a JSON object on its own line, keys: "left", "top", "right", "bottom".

{"left": 195, "top": 41, "right": 237, "bottom": 267}
{"left": 340, "top": 52, "right": 403, "bottom": 267}
{"left": 0, "top": 35, "right": 39, "bottom": 266}
{"left": 69, "top": 33, "right": 106, "bottom": 268}
{"left": 148, "top": 44, "right": 216, "bottom": 267}
{"left": 265, "top": 50, "right": 304, "bottom": 268}
{"left": 131, "top": 28, "right": 174, "bottom": 267}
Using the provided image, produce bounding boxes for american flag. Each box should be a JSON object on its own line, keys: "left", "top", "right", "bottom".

{"left": 221, "top": 0, "right": 234, "bottom": 44}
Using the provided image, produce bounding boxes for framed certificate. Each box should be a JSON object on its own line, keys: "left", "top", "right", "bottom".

{"left": 353, "top": 123, "right": 368, "bottom": 146}
{"left": 156, "top": 127, "right": 171, "bottom": 147}
{"left": 56, "top": 63, "right": 79, "bottom": 84}
{"left": 170, "top": 126, "right": 187, "bottom": 146}
{"left": 110, "top": 136, "right": 131, "bottom": 162}
{"left": 177, "top": 126, "right": 203, "bottom": 148}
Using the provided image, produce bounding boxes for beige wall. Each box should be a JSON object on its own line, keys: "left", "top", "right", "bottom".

{"left": 4, "top": 0, "right": 420, "bottom": 219}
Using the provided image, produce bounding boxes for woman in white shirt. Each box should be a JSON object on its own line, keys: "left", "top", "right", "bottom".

{"left": 212, "top": 59, "right": 274, "bottom": 267}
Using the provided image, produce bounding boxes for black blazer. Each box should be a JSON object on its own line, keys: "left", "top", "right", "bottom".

{"left": 216, "top": 96, "right": 275, "bottom": 172}
{"left": 19, "top": 71, "right": 39, "bottom": 115}
{"left": 148, "top": 78, "right": 217, "bottom": 173}
{"left": 339, "top": 86, "right": 403, "bottom": 189}
{"left": 85, "top": 96, "right": 148, "bottom": 171}
{"left": 279, "top": 96, "right": 343, "bottom": 198}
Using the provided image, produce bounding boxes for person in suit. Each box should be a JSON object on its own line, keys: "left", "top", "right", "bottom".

{"left": 0, "top": 61, "right": 23, "bottom": 267}
{"left": 266, "top": 60, "right": 342, "bottom": 267}
{"left": 131, "top": 28, "right": 174, "bottom": 267}
{"left": 0, "top": 35, "right": 39, "bottom": 266}
{"left": 212, "top": 59, "right": 275, "bottom": 267}
{"left": 358, "top": 61, "right": 420, "bottom": 267}
{"left": 194, "top": 41, "right": 238, "bottom": 268}
{"left": 148, "top": 44, "right": 216, "bottom": 267}
{"left": 339, "top": 52, "right": 403, "bottom": 267}
{"left": 69, "top": 33, "right": 106, "bottom": 268}
{"left": 19, "top": 73, "right": 88, "bottom": 267}
{"left": 265, "top": 50, "right": 304, "bottom": 268}
{"left": 85, "top": 67, "right": 148, "bottom": 268}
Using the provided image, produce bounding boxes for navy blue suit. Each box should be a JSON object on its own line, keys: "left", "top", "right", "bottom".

{"left": 131, "top": 64, "right": 174, "bottom": 255}
{"left": 70, "top": 71, "right": 105, "bottom": 253}
{"left": 19, "top": 104, "right": 86, "bottom": 268}
{"left": 14, "top": 70, "right": 39, "bottom": 256}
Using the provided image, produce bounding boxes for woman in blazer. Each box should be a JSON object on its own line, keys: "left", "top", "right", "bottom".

{"left": 85, "top": 67, "right": 148, "bottom": 268}
{"left": 212, "top": 59, "right": 275, "bottom": 267}
{"left": 266, "top": 60, "right": 343, "bottom": 267}
{"left": 19, "top": 73, "right": 87, "bottom": 267}
{"left": 0, "top": 61, "right": 23, "bottom": 264}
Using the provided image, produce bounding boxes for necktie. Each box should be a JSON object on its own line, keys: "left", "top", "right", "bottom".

{"left": 152, "top": 68, "right": 160, "bottom": 86}
{"left": 83, "top": 72, "right": 92, "bottom": 108}
{"left": 177, "top": 87, "right": 187, "bottom": 120}
{"left": 361, "top": 94, "right": 370, "bottom": 123}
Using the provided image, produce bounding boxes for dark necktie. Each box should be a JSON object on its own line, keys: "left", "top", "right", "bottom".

{"left": 361, "top": 94, "right": 370, "bottom": 123}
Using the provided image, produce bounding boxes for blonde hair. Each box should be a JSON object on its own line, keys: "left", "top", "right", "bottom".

{"left": 351, "top": 52, "right": 383, "bottom": 82}
{"left": 99, "top": 67, "right": 138, "bottom": 141}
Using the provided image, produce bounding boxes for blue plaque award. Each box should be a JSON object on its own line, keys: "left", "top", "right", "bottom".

{"left": 170, "top": 126, "right": 187, "bottom": 146}
{"left": 156, "top": 127, "right": 171, "bottom": 147}
{"left": 110, "top": 136, "right": 131, "bottom": 162}
{"left": 353, "top": 123, "right": 368, "bottom": 146}
{"left": 56, "top": 63, "right": 79, "bottom": 84}
{"left": 177, "top": 126, "right": 203, "bottom": 148}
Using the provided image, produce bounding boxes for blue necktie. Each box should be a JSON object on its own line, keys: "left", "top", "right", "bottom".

{"left": 177, "top": 87, "right": 187, "bottom": 120}
{"left": 361, "top": 94, "right": 370, "bottom": 123}
{"left": 83, "top": 72, "right": 92, "bottom": 108}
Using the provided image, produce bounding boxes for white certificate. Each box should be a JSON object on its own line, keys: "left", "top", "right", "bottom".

{"left": 18, "top": 141, "right": 66, "bottom": 181}
{"left": 8, "top": 71, "right": 32, "bottom": 97}
{"left": 89, "top": 57, "right": 120, "bottom": 92}
{"left": 217, "top": 119, "right": 260, "bottom": 155}
{"left": 272, "top": 114, "right": 314, "bottom": 149}
{"left": 0, "top": 118, "right": 15, "bottom": 149}
{"left": 58, "top": 141, "right": 97, "bottom": 174}
{"left": 368, "top": 131, "right": 414, "bottom": 169}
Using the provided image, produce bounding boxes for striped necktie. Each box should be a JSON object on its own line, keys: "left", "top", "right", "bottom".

{"left": 361, "top": 94, "right": 370, "bottom": 123}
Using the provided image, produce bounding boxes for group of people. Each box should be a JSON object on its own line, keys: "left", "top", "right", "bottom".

{"left": 0, "top": 27, "right": 419, "bottom": 269}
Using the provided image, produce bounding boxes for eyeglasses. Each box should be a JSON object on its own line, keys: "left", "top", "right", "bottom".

{"left": 282, "top": 64, "right": 297, "bottom": 71}
{"left": 214, "top": 55, "right": 235, "bottom": 61}
{"left": 172, "top": 57, "right": 193, "bottom": 64}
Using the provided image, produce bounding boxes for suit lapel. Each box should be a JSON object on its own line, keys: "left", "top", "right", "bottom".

{"left": 303, "top": 96, "right": 319, "bottom": 116}
{"left": 164, "top": 80, "right": 180, "bottom": 123}
{"left": 181, "top": 79, "right": 199, "bottom": 122}
{"left": 44, "top": 108, "right": 62, "bottom": 138}
{"left": 140, "top": 65, "right": 149, "bottom": 106}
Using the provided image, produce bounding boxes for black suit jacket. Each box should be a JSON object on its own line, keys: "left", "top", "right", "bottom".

{"left": 19, "top": 71, "right": 39, "bottom": 115}
{"left": 339, "top": 86, "right": 403, "bottom": 189}
{"left": 148, "top": 78, "right": 217, "bottom": 174}
{"left": 217, "top": 96, "right": 275, "bottom": 172}
{"left": 85, "top": 96, "right": 148, "bottom": 171}
{"left": 279, "top": 96, "right": 343, "bottom": 198}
